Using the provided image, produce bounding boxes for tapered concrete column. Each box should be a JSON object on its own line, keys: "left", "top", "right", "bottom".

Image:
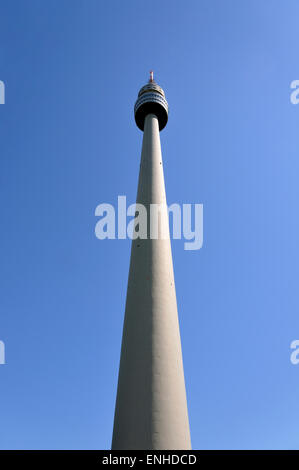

{"left": 111, "top": 110, "right": 191, "bottom": 450}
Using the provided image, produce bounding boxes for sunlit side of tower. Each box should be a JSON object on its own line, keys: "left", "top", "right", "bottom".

{"left": 112, "top": 72, "right": 191, "bottom": 450}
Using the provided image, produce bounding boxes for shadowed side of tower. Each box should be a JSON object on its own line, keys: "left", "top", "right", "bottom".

{"left": 111, "top": 75, "right": 191, "bottom": 450}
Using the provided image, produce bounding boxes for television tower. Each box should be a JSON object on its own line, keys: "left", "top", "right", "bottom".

{"left": 112, "top": 72, "right": 191, "bottom": 450}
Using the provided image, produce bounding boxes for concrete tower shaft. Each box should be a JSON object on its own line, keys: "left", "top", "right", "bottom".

{"left": 112, "top": 77, "right": 191, "bottom": 450}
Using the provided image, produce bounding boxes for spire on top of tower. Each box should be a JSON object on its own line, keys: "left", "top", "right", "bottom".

{"left": 149, "top": 70, "right": 154, "bottom": 82}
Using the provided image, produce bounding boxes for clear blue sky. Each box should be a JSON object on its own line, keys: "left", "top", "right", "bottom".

{"left": 0, "top": 0, "right": 299, "bottom": 450}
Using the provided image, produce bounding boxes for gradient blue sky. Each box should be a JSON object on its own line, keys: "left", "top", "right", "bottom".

{"left": 0, "top": 0, "right": 299, "bottom": 450}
